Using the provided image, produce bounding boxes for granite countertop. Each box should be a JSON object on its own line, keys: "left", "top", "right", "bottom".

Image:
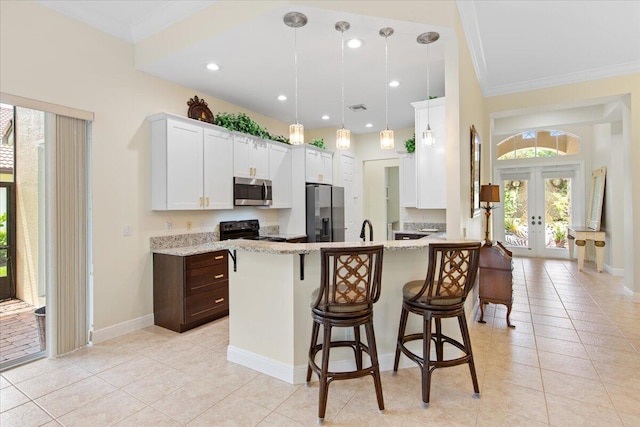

{"left": 152, "top": 235, "right": 470, "bottom": 257}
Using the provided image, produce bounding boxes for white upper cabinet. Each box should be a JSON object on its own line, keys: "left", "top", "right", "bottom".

{"left": 305, "top": 146, "right": 333, "bottom": 184}
{"left": 150, "top": 113, "right": 233, "bottom": 210}
{"left": 269, "top": 142, "right": 292, "bottom": 208}
{"left": 204, "top": 128, "right": 233, "bottom": 209}
{"left": 413, "top": 97, "right": 446, "bottom": 209}
{"left": 233, "top": 134, "right": 269, "bottom": 179}
{"left": 399, "top": 152, "right": 417, "bottom": 208}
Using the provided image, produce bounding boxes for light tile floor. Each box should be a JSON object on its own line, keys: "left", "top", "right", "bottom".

{"left": 1, "top": 258, "right": 640, "bottom": 426}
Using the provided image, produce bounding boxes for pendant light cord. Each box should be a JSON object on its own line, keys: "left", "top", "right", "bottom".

{"left": 294, "top": 28, "right": 299, "bottom": 125}
{"left": 426, "top": 41, "right": 430, "bottom": 126}
{"left": 341, "top": 29, "right": 345, "bottom": 129}
{"left": 384, "top": 35, "right": 389, "bottom": 130}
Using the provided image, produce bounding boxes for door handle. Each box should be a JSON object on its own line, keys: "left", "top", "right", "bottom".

{"left": 199, "top": 197, "right": 203, "bottom": 207}
{"left": 214, "top": 274, "right": 224, "bottom": 279}
{"left": 214, "top": 298, "right": 225, "bottom": 304}
{"left": 206, "top": 197, "right": 210, "bottom": 207}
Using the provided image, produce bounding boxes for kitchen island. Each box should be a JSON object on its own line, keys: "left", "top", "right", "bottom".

{"left": 154, "top": 237, "right": 478, "bottom": 384}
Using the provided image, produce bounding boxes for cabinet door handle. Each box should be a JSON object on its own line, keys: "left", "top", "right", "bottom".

{"left": 215, "top": 298, "right": 225, "bottom": 304}
{"left": 402, "top": 237, "right": 410, "bottom": 240}
{"left": 214, "top": 274, "right": 224, "bottom": 279}
{"left": 199, "top": 197, "right": 203, "bottom": 207}
{"left": 214, "top": 255, "right": 224, "bottom": 260}
{"left": 206, "top": 197, "right": 210, "bottom": 207}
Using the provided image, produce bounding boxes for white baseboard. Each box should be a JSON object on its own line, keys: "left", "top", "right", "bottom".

{"left": 228, "top": 345, "right": 461, "bottom": 385}
{"left": 227, "top": 345, "right": 298, "bottom": 383}
{"left": 90, "top": 314, "right": 155, "bottom": 344}
{"left": 623, "top": 287, "right": 640, "bottom": 302}
{"left": 604, "top": 264, "right": 624, "bottom": 276}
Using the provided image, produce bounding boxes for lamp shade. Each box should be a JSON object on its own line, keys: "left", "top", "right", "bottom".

{"left": 336, "top": 128, "right": 350, "bottom": 150}
{"left": 480, "top": 184, "right": 500, "bottom": 203}
{"left": 380, "top": 129, "right": 394, "bottom": 150}
{"left": 289, "top": 123, "right": 304, "bottom": 145}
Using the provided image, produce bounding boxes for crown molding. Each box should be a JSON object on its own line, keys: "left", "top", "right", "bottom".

{"left": 456, "top": 0, "right": 488, "bottom": 95}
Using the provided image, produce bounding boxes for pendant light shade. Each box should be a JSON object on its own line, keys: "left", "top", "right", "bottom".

{"left": 284, "top": 12, "right": 308, "bottom": 145}
{"left": 417, "top": 31, "right": 439, "bottom": 148}
{"left": 379, "top": 27, "right": 394, "bottom": 150}
{"left": 336, "top": 128, "right": 351, "bottom": 150}
{"left": 289, "top": 123, "right": 304, "bottom": 145}
{"left": 335, "top": 20, "right": 351, "bottom": 150}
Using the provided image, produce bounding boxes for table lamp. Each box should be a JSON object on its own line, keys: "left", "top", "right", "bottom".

{"left": 480, "top": 183, "right": 500, "bottom": 244}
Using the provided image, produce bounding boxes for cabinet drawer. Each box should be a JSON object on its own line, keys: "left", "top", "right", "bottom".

{"left": 186, "top": 251, "right": 227, "bottom": 270}
{"left": 185, "top": 287, "right": 229, "bottom": 324}
{"left": 185, "top": 263, "right": 227, "bottom": 296}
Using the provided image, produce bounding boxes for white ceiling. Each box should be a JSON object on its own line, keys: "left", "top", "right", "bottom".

{"left": 37, "top": 1, "right": 640, "bottom": 134}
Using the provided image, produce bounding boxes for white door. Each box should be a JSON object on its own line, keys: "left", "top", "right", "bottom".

{"left": 495, "top": 166, "right": 579, "bottom": 258}
{"left": 305, "top": 149, "right": 320, "bottom": 183}
{"left": 166, "top": 120, "right": 203, "bottom": 210}
{"left": 341, "top": 153, "right": 358, "bottom": 242}
{"left": 203, "top": 129, "right": 233, "bottom": 209}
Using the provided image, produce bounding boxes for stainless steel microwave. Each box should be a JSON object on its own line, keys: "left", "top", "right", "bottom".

{"left": 234, "top": 177, "right": 273, "bottom": 206}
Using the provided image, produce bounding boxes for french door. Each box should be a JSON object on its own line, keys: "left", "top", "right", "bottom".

{"left": 495, "top": 165, "right": 580, "bottom": 258}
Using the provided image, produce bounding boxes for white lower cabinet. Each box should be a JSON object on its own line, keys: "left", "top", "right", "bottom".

{"left": 269, "top": 142, "right": 292, "bottom": 208}
{"left": 150, "top": 113, "right": 233, "bottom": 210}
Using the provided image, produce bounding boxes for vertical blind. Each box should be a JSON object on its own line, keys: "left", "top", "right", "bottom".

{"left": 55, "top": 115, "right": 88, "bottom": 354}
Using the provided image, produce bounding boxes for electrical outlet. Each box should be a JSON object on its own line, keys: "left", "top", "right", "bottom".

{"left": 123, "top": 225, "right": 132, "bottom": 237}
{"left": 186, "top": 221, "right": 192, "bottom": 231}
{"left": 166, "top": 220, "right": 172, "bottom": 230}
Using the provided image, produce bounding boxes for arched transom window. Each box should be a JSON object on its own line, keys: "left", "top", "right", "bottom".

{"left": 497, "top": 130, "right": 579, "bottom": 160}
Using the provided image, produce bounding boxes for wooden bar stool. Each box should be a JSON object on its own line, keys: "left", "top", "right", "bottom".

{"left": 307, "top": 245, "right": 385, "bottom": 424}
{"left": 393, "top": 242, "right": 481, "bottom": 408}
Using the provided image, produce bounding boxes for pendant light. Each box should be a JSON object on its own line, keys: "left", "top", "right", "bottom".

{"left": 417, "top": 31, "right": 439, "bottom": 148}
{"left": 284, "top": 12, "right": 308, "bottom": 145}
{"left": 335, "top": 21, "right": 351, "bottom": 150}
{"left": 379, "top": 27, "right": 394, "bottom": 150}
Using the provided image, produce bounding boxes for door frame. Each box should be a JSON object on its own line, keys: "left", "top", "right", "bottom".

{"left": 494, "top": 162, "right": 584, "bottom": 258}
{"left": 0, "top": 182, "right": 16, "bottom": 300}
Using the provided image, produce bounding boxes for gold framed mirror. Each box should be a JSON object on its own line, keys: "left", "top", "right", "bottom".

{"left": 587, "top": 167, "right": 606, "bottom": 230}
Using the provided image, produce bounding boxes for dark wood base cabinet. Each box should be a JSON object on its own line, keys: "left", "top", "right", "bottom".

{"left": 478, "top": 241, "right": 515, "bottom": 328}
{"left": 153, "top": 250, "right": 229, "bottom": 332}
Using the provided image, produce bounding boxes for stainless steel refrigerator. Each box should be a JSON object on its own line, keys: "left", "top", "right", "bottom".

{"left": 306, "top": 184, "right": 345, "bottom": 242}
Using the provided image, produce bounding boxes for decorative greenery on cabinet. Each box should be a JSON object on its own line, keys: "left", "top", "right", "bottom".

{"left": 404, "top": 134, "right": 415, "bottom": 153}
{"left": 214, "top": 112, "right": 290, "bottom": 144}
{"left": 310, "top": 138, "right": 326, "bottom": 149}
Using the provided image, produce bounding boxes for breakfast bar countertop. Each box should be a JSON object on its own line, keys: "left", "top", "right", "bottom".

{"left": 151, "top": 234, "right": 457, "bottom": 257}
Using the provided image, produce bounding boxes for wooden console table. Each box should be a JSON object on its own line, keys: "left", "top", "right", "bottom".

{"left": 567, "top": 226, "right": 605, "bottom": 272}
{"left": 478, "top": 242, "right": 514, "bottom": 328}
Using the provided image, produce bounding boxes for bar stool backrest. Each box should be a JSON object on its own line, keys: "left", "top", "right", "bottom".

{"left": 409, "top": 242, "right": 481, "bottom": 306}
{"left": 312, "top": 245, "right": 384, "bottom": 317}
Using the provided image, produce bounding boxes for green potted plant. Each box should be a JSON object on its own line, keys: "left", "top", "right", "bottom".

{"left": 552, "top": 223, "right": 567, "bottom": 247}
{"left": 310, "top": 138, "right": 326, "bottom": 149}
{"left": 404, "top": 133, "right": 415, "bottom": 153}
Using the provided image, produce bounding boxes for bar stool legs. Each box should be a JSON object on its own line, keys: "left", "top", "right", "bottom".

{"left": 393, "top": 304, "right": 480, "bottom": 407}
{"left": 308, "top": 316, "right": 384, "bottom": 424}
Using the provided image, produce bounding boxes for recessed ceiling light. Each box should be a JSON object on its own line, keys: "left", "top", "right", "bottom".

{"left": 388, "top": 80, "right": 400, "bottom": 88}
{"left": 277, "top": 95, "right": 287, "bottom": 101}
{"left": 206, "top": 63, "right": 220, "bottom": 71}
{"left": 365, "top": 123, "right": 373, "bottom": 128}
{"left": 347, "top": 38, "right": 363, "bottom": 49}
{"left": 321, "top": 115, "right": 330, "bottom": 120}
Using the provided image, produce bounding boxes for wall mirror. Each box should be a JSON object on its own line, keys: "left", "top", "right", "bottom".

{"left": 470, "top": 125, "right": 481, "bottom": 218}
{"left": 587, "top": 166, "right": 606, "bottom": 230}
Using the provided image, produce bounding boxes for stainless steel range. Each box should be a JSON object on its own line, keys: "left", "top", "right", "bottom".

{"left": 219, "top": 219, "right": 286, "bottom": 242}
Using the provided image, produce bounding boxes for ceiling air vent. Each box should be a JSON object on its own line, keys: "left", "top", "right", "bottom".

{"left": 348, "top": 104, "right": 367, "bottom": 112}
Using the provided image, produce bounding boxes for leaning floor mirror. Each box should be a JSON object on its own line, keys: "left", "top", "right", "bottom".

{"left": 587, "top": 166, "right": 606, "bottom": 230}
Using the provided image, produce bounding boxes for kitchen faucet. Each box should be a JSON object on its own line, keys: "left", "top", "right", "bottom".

{"left": 360, "top": 219, "right": 373, "bottom": 242}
